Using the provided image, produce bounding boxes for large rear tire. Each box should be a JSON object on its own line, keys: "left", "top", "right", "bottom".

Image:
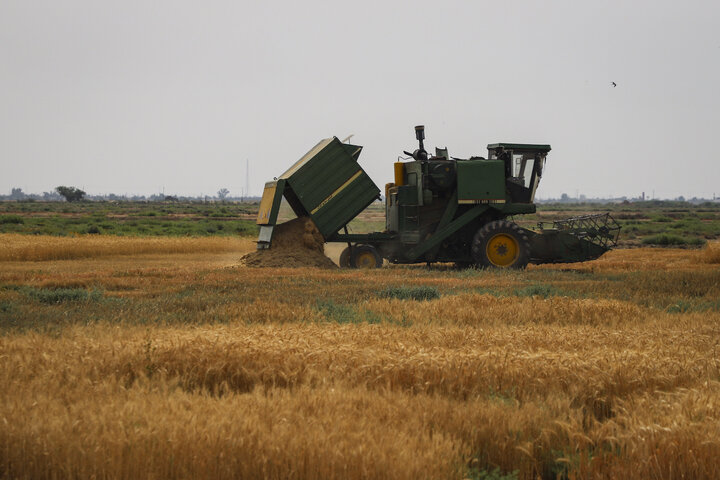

{"left": 339, "top": 247, "right": 352, "bottom": 268}
{"left": 350, "top": 244, "right": 382, "bottom": 269}
{"left": 472, "top": 220, "right": 530, "bottom": 269}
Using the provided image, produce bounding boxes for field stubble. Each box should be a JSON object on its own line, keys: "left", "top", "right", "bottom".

{"left": 1, "top": 236, "right": 720, "bottom": 479}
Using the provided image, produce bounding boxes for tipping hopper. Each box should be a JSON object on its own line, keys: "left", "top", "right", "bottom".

{"left": 256, "top": 137, "right": 380, "bottom": 249}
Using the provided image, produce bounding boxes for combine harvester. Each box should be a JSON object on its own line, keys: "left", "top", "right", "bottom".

{"left": 256, "top": 126, "right": 619, "bottom": 269}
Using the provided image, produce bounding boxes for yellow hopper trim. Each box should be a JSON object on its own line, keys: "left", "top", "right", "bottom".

{"left": 256, "top": 183, "right": 278, "bottom": 225}
{"left": 311, "top": 170, "right": 363, "bottom": 215}
{"left": 458, "top": 199, "right": 506, "bottom": 205}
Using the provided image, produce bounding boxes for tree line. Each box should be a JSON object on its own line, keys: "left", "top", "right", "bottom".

{"left": 3, "top": 187, "right": 260, "bottom": 203}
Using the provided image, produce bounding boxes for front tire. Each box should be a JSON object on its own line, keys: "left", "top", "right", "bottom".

{"left": 471, "top": 220, "right": 530, "bottom": 269}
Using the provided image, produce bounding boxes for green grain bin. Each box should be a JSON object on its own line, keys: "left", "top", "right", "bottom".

{"left": 257, "top": 137, "right": 380, "bottom": 248}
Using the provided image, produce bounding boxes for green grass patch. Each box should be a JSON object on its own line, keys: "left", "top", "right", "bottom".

{"left": 466, "top": 466, "right": 518, "bottom": 480}
{"left": 377, "top": 285, "right": 440, "bottom": 301}
{"left": 514, "top": 284, "right": 567, "bottom": 298}
{"left": 315, "top": 300, "right": 383, "bottom": 324}
{"left": 0, "top": 201, "right": 259, "bottom": 237}
{"left": 24, "top": 287, "right": 103, "bottom": 304}
{"left": 455, "top": 267, "right": 483, "bottom": 278}
{"left": 473, "top": 287, "right": 503, "bottom": 296}
{"left": 0, "top": 301, "right": 17, "bottom": 314}
{"left": 666, "top": 299, "right": 720, "bottom": 314}
{"left": 641, "top": 234, "right": 706, "bottom": 246}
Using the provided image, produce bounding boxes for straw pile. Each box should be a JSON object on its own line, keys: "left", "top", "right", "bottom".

{"left": 239, "top": 217, "right": 337, "bottom": 268}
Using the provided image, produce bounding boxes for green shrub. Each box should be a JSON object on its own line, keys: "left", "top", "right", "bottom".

{"left": 0, "top": 215, "right": 24, "bottom": 224}
{"left": 377, "top": 285, "right": 440, "bottom": 301}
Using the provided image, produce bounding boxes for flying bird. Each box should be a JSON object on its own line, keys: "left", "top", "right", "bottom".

{"left": 612, "top": 82, "right": 617, "bottom": 87}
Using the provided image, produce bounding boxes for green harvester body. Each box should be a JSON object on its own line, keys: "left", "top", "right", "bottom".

{"left": 257, "top": 127, "right": 619, "bottom": 268}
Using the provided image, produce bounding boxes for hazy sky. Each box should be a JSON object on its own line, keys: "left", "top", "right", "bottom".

{"left": 2, "top": 0, "right": 719, "bottom": 199}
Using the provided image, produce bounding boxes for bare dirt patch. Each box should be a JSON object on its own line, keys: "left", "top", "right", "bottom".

{"left": 239, "top": 217, "right": 337, "bottom": 268}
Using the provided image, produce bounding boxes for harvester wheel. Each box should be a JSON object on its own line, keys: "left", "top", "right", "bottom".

{"left": 351, "top": 245, "right": 382, "bottom": 269}
{"left": 339, "top": 247, "right": 352, "bottom": 268}
{"left": 472, "top": 220, "right": 530, "bottom": 269}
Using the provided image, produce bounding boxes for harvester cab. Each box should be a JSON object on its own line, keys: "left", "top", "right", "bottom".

{"left": 487, "top": 143, "right": 549, "bottom": 204}
{"left": 256, "top": 126, "right": 619, "bottom": 269}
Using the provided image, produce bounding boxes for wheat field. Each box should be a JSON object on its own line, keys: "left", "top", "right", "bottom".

{"left": 1, "top": 236, "right": 720, "bottom": 479}
{"left": 0, "top": 233, "right": 255, "bottom": 261}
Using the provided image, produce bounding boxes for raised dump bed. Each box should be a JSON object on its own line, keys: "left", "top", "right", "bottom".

{"left": 256, "top": 137, "right": 380, "bottom": 249}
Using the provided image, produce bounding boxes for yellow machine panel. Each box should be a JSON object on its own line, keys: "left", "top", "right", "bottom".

{"left": 256, "top": 181, "right": 280, "bottom": 225}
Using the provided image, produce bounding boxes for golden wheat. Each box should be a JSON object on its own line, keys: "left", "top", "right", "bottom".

{"left": 2, "top": 318, "right": 720, "bottom": 479}
{"left": 534, "top": 245, "right": 716, "bottom": 273}
{"left": 698, "top": 240, "right": 720, "bottom": 264}
{"left": 2, "top": 237, "right": 720, "bottom": 478}
{"left": 0, "top": 382, "right": 465, "bottom": 480}
{"left": 0, "top": 233, "right": 255, "bottom": 261}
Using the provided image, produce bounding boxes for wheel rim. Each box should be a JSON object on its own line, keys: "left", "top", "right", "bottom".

{"left": 485, "top": 233, "right": 519, "bottom": 267}
{"left": 355, "top": 251, "right": 377, "bottom": 268}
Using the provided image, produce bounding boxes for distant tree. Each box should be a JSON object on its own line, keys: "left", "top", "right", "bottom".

{"left": 217, "top": 188, "right": 230, "bottom": 200}
{"left": 43, "top": 191, "right": 62, "bottom": 201}
{"left": 55, "top": 186, "right": 86, "bottom": 202}
{"left": 9, "top": 187, "right": 26, "bottom": 201}
{"left": 560, "top": 193, "right": 569, "bottom": 202}
{"left": 164, "top": 195, "right": 178, "bottom": 202}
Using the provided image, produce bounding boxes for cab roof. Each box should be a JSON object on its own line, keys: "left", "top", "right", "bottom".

{"left": 487, "top": 143, "right": 551, "bottom": 152}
